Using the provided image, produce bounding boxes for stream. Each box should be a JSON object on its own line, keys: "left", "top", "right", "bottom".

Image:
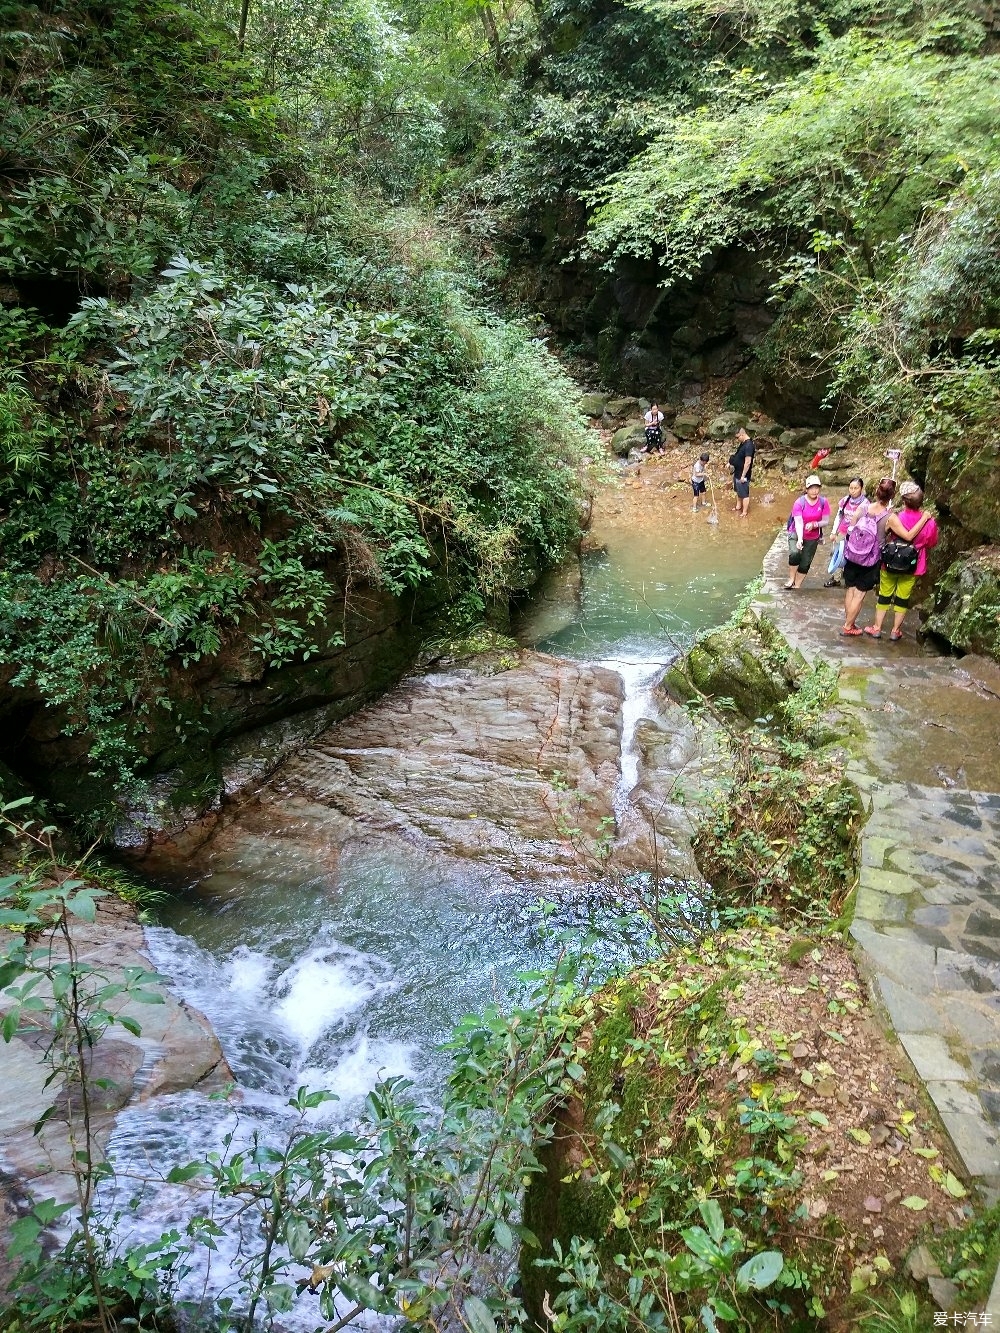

{"left": 107, "top": 469, "right": 779, "bottom": 1324}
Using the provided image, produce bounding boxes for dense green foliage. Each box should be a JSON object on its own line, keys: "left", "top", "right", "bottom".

{"left": 0, "top": 0, "right": 587, "bottom": 818}
{"left": 482, "top": 0, "right": 1000, "bottom": 434}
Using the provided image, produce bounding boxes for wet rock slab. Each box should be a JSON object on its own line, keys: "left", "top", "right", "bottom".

{"left": 198, "top": 652, "right": 629, "bottom": 882}
{"left": 148, "top": 650, "right": 708, "bottom": 888}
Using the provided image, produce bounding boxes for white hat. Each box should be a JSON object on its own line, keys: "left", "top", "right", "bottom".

{"left": 805, "top": 474, "right": 823, "bottom": 487}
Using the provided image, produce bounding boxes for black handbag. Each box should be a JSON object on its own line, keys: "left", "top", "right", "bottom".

{"left": 881, "top": 537, "right": 919, "bottom": 574}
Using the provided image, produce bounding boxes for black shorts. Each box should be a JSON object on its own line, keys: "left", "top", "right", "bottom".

{"left": 843, "top": 559, "right": 879, "bottom": 592}
{"left": 788, "top": 535, "right": 820, "bottom": 573}
{"left": 692, "top": 478, "right": 707, "bottom": 496}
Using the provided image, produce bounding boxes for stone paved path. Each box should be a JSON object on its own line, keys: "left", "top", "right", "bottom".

{"left": 753, "top": 537, "right": 1000, "bottom": 1225}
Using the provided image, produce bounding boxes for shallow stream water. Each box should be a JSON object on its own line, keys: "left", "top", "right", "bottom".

{"left": 109, "top": 463, "right": 779, "bottom": 1324}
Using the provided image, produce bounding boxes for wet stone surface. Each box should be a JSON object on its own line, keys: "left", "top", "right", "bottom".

{"left": 757, "top": 534, "right": 1000, "bottom": 1199}
{"left": 147, "top": 651, "right": 704, "bottom": 888}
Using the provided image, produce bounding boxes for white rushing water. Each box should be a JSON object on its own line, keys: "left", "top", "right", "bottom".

{"left": 105, "top": 921, "right": 418, "bottom": 1330}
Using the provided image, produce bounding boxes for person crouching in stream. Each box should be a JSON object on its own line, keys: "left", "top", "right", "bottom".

{"left": 784, "top": 475, "right": 831, "bottom": 589}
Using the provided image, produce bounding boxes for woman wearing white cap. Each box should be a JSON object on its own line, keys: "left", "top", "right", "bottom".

{"left": 784, "top": 475, "right": 831, "bottom": 590}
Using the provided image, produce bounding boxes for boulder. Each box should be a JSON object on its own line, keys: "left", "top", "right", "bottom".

{"left": 778, "top": 428, "right": 817, "bottom": 450}
{"left": 606, "top": 396, "right": 641, "bottom": 419}
{"left": 749, "top": 416, "right": 783, "bottom": 438}
{"left": 579, "top": 393, "right": 607, "bottom": 418}
{"left": 812, "top": 432, "right": 847, "bottom": 452}
{"left": 611, "top": 424, "right": 646, "bottom": 456}
{"left": 673, "top": 413, "right": 701, "bottom": 439}
{"left": 782, "top": 456, "right": 799, "bottom": 474}
{"left": 819, "top": 462, "right": 863, "bottom": 489}
{"left": 707, "top": 411, "right": 748, "bottom": 440}
{"left": 663, "top": 612, "right": 807, "bottom": 723}
{"left": 926, "top": 545, "right": 1000, "bottom": 660}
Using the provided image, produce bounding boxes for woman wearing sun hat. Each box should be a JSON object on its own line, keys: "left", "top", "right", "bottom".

{"left": 784, "top": 475, "right": 831, "bottom": 590}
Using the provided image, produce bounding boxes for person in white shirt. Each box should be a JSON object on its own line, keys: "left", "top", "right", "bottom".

{"left": 644, "top": 403, "right": 665, "bottom": 454}
{"left": 691, "top": 452, "right": 710, "bottom": 511}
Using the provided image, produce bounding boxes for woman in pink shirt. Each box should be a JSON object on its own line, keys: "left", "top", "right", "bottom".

{"left": 865, "top": 481, "right": 938, "bottom": 641}
{"left": 784, "top": 475, "right": 831, "bottom": 589}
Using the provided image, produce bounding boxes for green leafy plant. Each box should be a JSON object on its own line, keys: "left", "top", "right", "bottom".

{"left": 0, "top": 798, "right": 173, "bottom": 1331}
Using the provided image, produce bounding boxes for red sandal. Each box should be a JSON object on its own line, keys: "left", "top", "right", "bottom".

{"left": 863, "top": 626, "right": 882, "bottom": 638}
{"left": 840, "top": 625, "right": 862, "bottom": 636}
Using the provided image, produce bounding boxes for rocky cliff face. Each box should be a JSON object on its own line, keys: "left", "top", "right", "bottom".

{"left": 911, "top": 434, "right": 1000, "bottom": 658}
{"left": 0, "top": 561, "right": 455, "bottom": 837}
{"left": 512, "top": 242, "right": 777, "bottom": 397}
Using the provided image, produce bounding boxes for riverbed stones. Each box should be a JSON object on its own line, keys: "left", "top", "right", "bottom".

{"left": 812, "top": 432, "right": 847, "bottom": 452}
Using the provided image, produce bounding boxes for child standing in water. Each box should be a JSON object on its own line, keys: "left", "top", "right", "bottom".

{"left": 691, "top": 452, "right": 710, "bottom": 511}
{"left": 824, "top": 477, "right": 866, "bottom": 587}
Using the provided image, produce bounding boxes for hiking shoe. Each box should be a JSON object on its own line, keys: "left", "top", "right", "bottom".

{"left": 863, "top": 626, "right": 882, "bottom": 638}
{"left": 889, "top": 629, "right": 904, "bottom": 641}
{"left": 840, "top": 625, "right": 862, "bottom": 636}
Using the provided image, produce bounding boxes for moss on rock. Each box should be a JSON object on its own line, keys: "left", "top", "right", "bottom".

{"left": 926, "top": 544, "right": 1000, "bottom": 659}
{"left": 664, "top": 609, "right": 807, "bottom": 723}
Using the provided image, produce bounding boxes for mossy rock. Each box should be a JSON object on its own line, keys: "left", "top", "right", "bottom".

{"left": 748, "top": 416, "right": 783, "bottom": 438}
{"left": 927, "top": 438, "right": 1000, "bottom": 543}
{"left": 611, "top": 424, "right": 646, "bottom": 456}
{"left": 707, "top": 411, "right": 748, "bottom": 439}
{"left": 926, "top": 545, "right": 1000, "bottom": 659}
{"left": 579, "top": 392, "right": 607, "bottom": 418}
{"left": 778, "top": 427, "right": 817, "bottom": 451}
{"left": 665, "top": 611, "right": 800, "bottom": 722}
{"left": 673, "top": 412, "right": 701, "bottom": 439}
{"left": 606, "top": 396, "right": 641, "bottom": 419}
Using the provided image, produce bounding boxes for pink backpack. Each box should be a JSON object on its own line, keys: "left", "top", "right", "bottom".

{"left": 845, "top": 504, "right": 880, "bottom": 566}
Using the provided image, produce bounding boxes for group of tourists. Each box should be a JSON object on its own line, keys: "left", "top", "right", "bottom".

{"left": 639, "top": 405, "right": 937, "bottom": 642}
{"left": 783, "top": 473, "right": 938, "bottom": 640}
